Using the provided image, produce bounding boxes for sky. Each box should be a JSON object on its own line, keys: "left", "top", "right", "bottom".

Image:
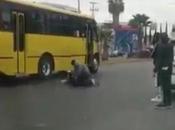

{"left": 34, "top": 0, "right": 175, "bottom": 30}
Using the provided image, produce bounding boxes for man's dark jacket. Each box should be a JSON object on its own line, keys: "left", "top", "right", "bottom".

{"left": 153, "top": 42, "right": 174, "bottom": 76}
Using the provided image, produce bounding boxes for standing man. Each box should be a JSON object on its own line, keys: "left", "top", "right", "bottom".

{"left": 156, "top": 33, "right": 174, "bottom": 107}
{"left": 151, "top": 33, "right": 162, "bottom": 102}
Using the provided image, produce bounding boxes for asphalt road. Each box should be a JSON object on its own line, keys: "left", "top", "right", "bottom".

{"left": 0, "top": 60, "right": 175, "bottom": 130}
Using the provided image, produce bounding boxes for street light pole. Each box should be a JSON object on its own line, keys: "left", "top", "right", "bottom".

{"left": 78, "top": 0, "right": 80, "bottom": 13}
{"left": 90, "top": 1, "right": 98, "bottom": 18}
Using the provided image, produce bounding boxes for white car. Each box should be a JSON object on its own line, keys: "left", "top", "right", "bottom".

{"left": 109, "top": 50, "right": 119, "bottom": 57}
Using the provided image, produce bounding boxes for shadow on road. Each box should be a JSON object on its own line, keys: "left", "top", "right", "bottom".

{"left": 0, "top": 71, "right": 102, "bottom": 89}
{"left": 0, "top": 72, "right": 68, "bottom": 87}
{"left": 66, "top": 72, "right": 102, "bottom": 90}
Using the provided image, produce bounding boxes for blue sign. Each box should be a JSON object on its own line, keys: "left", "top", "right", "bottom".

{"left": 114, "top": 27, "right": 139, "bottom": 55}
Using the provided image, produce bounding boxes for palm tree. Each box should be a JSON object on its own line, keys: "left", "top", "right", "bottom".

{"left": 149, "top": 26, "right": 152, "bottom": 44}
{"left": 143, "top": 21, "right": 152, "bottom": 45}
{"left": 160, "top": 23, "right": 162, "bottom": 33}
{"left": 108, "top": 0, "right": 124, "bottom": 25}
{"left": 165, "top": 22, "right": 168, "bottom": 34}
{"left": 129, "top": 14, "right": 152, "bottom": 46}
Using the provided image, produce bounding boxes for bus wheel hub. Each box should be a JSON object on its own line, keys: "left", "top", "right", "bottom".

{"left": 42, "top": 63, "right": 51, "bottom": 76}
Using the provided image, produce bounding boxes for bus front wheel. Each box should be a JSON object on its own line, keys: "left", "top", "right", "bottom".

{"left": 89, "top": 57, "right": 99, "bottom": 74}
{"left": 38, "top": 56, "right": 54, "bottom": 78}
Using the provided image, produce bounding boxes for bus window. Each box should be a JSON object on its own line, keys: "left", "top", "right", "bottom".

{"left": 0, "top": 9, "right": 11, "bottom": 31}
{"left": 46, "top": 13, "right": 61, "bottom": 35}
{"left": 26, "top": 11, "right": 45, "bottom": 34}
{"left": 19, "top": 15, "right": 25, "bottom": 51}
{"left": 93, "top": 27, "right": 99, "bottom": 43}
{"left": 90, "top": 23, "right": 99, "bottom": 43}
{"left": 62, "top": 15, "right": 75, "bottom": 36}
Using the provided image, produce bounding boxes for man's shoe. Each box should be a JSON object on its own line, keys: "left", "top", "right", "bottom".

{"left": 61, "top": 79, "right": 68, "bottom": 84}
{"left": 91, "top": 79, "right": 96, "bottom": 86}
{"left": 151, "top": 96, "right": 162, "bottom": 102}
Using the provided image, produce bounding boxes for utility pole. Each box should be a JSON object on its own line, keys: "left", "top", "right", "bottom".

{"left": 90, "top": 1, "right": 98, "bottom": 18}
{"left": 78, "top": 0, "right": 81, "bottom": 13}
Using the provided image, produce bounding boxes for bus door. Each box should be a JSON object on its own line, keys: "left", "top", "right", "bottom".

{"left": 86, "top": 24, "right": 94, "bottom": 66}
{"left": 12, "top": 12, "right": 26, "bottom": 74}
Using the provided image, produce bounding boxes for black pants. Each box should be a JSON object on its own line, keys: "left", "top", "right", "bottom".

{"left": 69, "top": 73, "right": 92, "bottom": 87}
{"left": 160, "top": 74, "right": 172, "bottom": 105}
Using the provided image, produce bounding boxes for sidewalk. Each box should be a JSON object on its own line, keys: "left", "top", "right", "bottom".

{"left": 102, "top": 57, "right": 151, "bottom": 65}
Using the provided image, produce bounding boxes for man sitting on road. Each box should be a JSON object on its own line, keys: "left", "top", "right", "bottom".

{"left": 68, "top": 60, "right": 95, "bottom": 86}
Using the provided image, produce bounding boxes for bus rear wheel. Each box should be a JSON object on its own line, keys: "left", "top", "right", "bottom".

{"left": 38, "top": 56, "right": 54, "bottom": 78}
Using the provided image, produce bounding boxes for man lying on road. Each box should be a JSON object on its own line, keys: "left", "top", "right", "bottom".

{"left": 61, "top": 60, "right": 96, "bottom": 87}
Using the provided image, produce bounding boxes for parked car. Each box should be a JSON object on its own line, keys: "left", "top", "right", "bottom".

{"left": 110, "top": 50, "right": 119, "bottom": 57}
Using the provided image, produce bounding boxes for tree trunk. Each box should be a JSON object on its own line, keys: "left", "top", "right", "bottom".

{"left": 149, "top": 26, "right": 152, "bottom": 45}
{"left": 113, "top": 13, "right": 119, "bottom": 25}
{"left": 138, "top": 25, "right": 143, "bottom": 51}
{"left": 102, "top": 39, "right": 109, "bottom": 61}
{"left": 144, "top": 26, "right": 147, "bottom": 46}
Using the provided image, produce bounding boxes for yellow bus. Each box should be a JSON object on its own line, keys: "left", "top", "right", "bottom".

{"left": 0, "top": 0, "right": 100, "bottom": 77}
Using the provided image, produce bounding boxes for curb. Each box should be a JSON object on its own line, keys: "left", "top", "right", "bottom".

{"left": 102, "top": 58, "right": 151, "bottom": 65}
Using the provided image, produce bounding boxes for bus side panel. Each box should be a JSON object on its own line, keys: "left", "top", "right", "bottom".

{"left": 0, "top": 32, "right": 16, "bottom": 75}
{"left": 53, "top": 36, "right": 86, "bottom": 71}
{"left": 54, "top": 57, "right": 71, "bottom": 72}
{"left": 68, "top": 37, "right": 86, "bottom": 64}
{"left": 25, "top": 34, "right": 86, "bottom": 74}
{"left": 25, "top": 57, "right": 38, "bottom": 74}
{"left": 93, "top": 42, "right": 98, "bottom": 54}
